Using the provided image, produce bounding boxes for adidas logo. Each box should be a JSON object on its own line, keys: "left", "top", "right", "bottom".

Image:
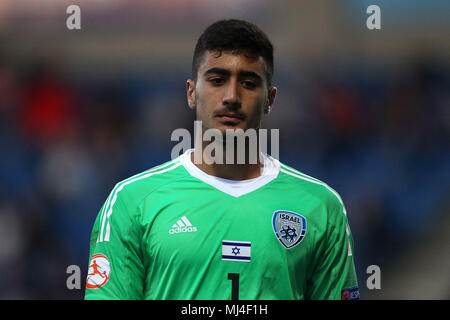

{"left": 168, "top": 216, "right": 198, "bottom": 234}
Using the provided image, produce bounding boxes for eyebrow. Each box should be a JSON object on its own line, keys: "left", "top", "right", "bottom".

{"left": 203, "top": 67, "right": 263, "bottom": 82}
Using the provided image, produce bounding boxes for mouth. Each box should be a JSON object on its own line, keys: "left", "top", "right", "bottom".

{"left": 215, "top": 112, "right": 245, "bottom": 125}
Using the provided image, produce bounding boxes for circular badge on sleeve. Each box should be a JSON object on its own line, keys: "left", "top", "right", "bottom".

{"left": 86, "top": 254, "right": 111, "bottom": 289}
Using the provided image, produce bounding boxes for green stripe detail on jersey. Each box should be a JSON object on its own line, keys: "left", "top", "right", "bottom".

{"left": 279, "top": 163, "right": 323, "bottom": 184}
{"left": 98, "top": 159, "right": 179, "bottom": 242}
{"left": 279, "top": 164, "right": 346, "bottom": 212}
{"left": 98, "top": 159, "right": 181, "bottom": 242}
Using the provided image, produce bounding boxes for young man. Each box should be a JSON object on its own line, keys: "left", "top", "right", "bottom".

{"left": 85, "top": 19, "right": 359, "bottom": 300}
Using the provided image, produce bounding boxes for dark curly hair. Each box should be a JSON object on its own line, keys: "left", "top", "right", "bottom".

{"left": 192, "top": 19, "right": 274, "bottom": 86}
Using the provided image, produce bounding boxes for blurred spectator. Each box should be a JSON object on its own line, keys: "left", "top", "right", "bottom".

{"left": 19, "top": 62, "right": 79, "bottom": 147}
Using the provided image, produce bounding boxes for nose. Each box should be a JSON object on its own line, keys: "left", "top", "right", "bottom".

{"left": 222, "top": 79, "right": 241, "bottom": 109}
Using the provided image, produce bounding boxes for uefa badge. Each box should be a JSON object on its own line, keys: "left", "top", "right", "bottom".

{"left": 86, "top": 254, "right": 111, "bottom": 289}
{"left": 272, "top": 210, "right": 307, "bottom": 249}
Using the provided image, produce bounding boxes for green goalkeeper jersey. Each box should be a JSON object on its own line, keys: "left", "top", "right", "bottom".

{"left": 85, "top": 149, "right": 359, "bottom": 300}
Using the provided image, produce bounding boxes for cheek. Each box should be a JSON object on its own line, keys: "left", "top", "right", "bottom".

{"left": 196, "top": 86, "right": 220, "bottom": 110}
{"left": 249, "top": 95, "right": 266, "bottom": 116}
{"left": 246, "top": 97, "right": 266, "bottom": 126}
{"left": 194, "top": 90, "right": 215, "bottom": 122}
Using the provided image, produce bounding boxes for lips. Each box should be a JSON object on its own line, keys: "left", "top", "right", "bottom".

{"left": 215, "top": 112, "right": 245, "bottom": 124}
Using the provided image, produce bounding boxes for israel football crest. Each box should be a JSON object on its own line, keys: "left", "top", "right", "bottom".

{"left": 272, "top": 210, "right": 307, "bottom": 249}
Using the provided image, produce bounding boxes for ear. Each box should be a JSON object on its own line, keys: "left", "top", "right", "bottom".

{"left": 186, "top": 79, "right": 196, "bottom": 110}
{"left": 264, "top": 86, "right": 277, "bottom": 114}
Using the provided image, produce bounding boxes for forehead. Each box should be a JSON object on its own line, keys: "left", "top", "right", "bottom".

{"left": 198, "top": 50, "right": 266, "bottom": 77}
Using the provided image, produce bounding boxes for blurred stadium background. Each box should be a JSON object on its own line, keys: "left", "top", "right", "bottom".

{"left": 0, "top": 0, "right": 449, "bottom": 299}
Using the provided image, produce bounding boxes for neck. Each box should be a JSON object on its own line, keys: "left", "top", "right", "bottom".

{"left": 191, "top": 140, "right": 264, "bottom": 180}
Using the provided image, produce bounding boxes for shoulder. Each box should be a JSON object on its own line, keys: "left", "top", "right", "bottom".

{"left": 95, "top": 158, "right": 185, "bottom": 242}
{"left": 112, "top": 158, "right": 185, "bottom": 205}
{"left": 275, "top": 159, "right": 346, "bottom": 214}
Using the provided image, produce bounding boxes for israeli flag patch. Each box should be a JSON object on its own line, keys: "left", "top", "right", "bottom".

{"left": 222, "top": 240, "right": 251, "bottom": 262}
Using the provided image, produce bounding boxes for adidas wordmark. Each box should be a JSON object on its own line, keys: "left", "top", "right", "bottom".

{"left": 169, "top": 216, "right": 198, "bottom": 234}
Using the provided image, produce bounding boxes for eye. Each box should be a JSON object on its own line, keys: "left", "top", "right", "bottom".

{"left": 209, "top": 78, "right": 225, "bottom": 86}
{"left": 242, "top": 80, "right": 256, "bottom": 89}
